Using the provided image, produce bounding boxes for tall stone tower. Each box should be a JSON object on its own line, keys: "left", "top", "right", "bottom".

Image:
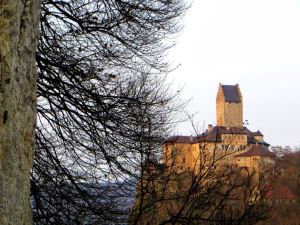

{"left": 216, "top": 83, "right": 243, "bottom": 127}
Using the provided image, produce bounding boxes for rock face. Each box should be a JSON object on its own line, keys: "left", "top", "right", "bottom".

{"left": 0, "top": 1, "right": 40, "bottom": 224}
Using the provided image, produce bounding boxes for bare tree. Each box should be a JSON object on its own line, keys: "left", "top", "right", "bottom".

{"left": 0, "top": 1, "right": 40, "bottom": 225}
{"left": 264, "top": 146, "right": 300, "bottom": 225}
{"left": 130, "top": 132, "right": 277, "bottom": 225}
{"left": 31, "top": 0, "right": 188, "bottom": 224}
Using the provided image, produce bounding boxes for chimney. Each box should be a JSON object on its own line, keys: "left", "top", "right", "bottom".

{"left": 208, "top": 124, "right": 213, "bottom": 133}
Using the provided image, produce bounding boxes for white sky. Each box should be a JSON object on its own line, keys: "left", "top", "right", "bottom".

{"left": 169, "top": 0, "right": 300, "bottom": 147}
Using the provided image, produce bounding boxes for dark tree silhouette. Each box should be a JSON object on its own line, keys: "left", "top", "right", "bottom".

{"left": 31, "top": 0, "right": 188, "bottom": 224}
{"left": 31, "top": 2, "right": 276, "bottom": 225}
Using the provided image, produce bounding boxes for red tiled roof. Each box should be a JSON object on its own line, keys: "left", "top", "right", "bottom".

{"left": 203, "top": 126, "right": 251, "bottom": 142}
{"left": 266, "top": 186, "right": 297, "bottom": 200}
{"left": 251, "top": 130, "right": 263, "bottom": 136}
{"left": 214, "top": 126, "right": 251, "bottom": 134}
{"left": 164, "top": 126, "right": 266, "bottom": 145}
{"left": 234, "top": 145, "right": 275, "bottom": 157}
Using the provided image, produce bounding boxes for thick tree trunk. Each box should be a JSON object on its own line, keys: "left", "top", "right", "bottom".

{"left": 0, "top": 0, "right": 40, "bottom": 224}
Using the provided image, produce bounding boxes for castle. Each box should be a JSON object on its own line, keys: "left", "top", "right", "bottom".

{"left": 162, "top": 83, "right": 275, "bottom": 173}
{"left": 133, "top": 84, "right": 300, "bottom": 225}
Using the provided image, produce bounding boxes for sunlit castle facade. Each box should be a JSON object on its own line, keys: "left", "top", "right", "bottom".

{"left": 162, "top": 84, "right": 275, "bottom": 173}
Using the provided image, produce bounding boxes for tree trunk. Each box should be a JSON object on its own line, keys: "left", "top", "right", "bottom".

{"left": 0, "top": 0, "right": 40, "bottom": 224}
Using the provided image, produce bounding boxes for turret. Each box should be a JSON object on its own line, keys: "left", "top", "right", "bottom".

{"left": 216, "top": 83, "right": 243, "bottom": 127}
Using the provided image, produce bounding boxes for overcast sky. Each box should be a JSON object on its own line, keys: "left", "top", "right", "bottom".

{"left": 169, "top": 0, "right": 300, "bottom": 147}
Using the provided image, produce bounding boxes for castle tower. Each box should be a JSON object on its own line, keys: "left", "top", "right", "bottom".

{"left": 216, "top": 83, "right": 243, "bottom": 127}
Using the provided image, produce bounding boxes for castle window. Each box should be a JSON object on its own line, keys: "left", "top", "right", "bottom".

{"left": 182, "top": 157, "right": 185, "bottom": 163}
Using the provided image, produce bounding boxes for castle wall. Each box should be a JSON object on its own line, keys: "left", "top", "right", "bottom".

{"left": 216, "top": 100, "right": 243, "bottom": 128}
{"left": 162, "top": 143, "right": 199, "bottom": 172}
{"left": 220, "top": 134, "right": 247, "bottom": 146}
{"left": 236, "top": 156, "right": 259, "bottom": 171}
{"left": 216, "top": 91, "right": 225, "bottom": 126}
{"left": 223, "top": 102, "right": 243, "bottom": 127}
{"left": 163, "top": 136, "right": 249, "bottom": 173}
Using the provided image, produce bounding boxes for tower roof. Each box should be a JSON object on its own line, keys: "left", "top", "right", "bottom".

{"left": 221, "top": 85, "right": 241, "bottom": 102}
{"left": 252, "top": 130, "right": 263, "bottom": 136}
{"left": 234, "top": 145, "right": 275, "bottom": 158}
